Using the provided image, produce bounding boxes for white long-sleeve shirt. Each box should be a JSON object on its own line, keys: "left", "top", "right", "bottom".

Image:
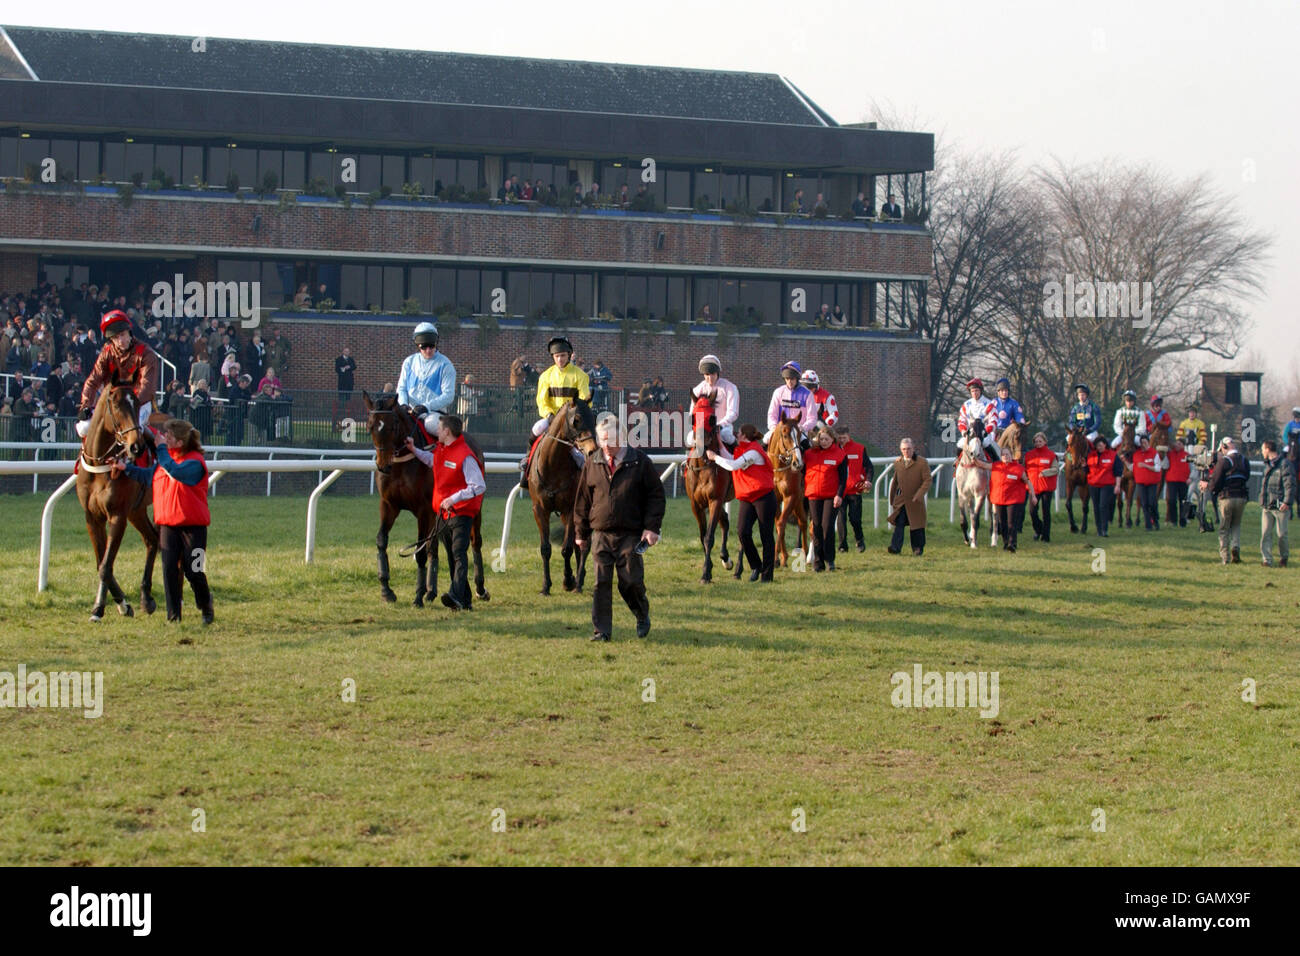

{"left": 692, "top": 377, "right": 740, "bottom": 428}
{"left": 410, "top": 443, "right": 485, "bottom": 505}
{"left": 708, "top": 447, "right": 766, "bottom": 471}
{"left": 1113, "top": 405, "right": 1147, "bottom": 439}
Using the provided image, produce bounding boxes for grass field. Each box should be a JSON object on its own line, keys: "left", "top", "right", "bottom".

{"left": 0, "top": 489, "right": 1296, "bottom": 865}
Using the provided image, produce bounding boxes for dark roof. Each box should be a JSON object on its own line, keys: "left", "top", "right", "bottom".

{"left": 2, "top": 25, "right": 838, "bottom": 127}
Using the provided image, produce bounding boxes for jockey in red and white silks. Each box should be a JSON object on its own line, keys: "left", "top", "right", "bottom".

{"left": 688, "top": 354, "right": 739, "bottom": 446}
{"left": 957, "top": 377, "right": 998, "bottom": 456}
{"left": 801, "top": 369, "right": 839, "bottom": 428}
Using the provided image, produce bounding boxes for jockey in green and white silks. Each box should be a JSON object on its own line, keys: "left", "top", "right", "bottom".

{"left": 1111, "top": 389, "right": 1146, "bottom": 448}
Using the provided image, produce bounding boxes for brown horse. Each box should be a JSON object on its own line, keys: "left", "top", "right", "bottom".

{"left": 363, "top": 391, "right": 489, "bottom": 606}
{"left": 76, "top": 385, "right": 158, "bottom": 622}
{"left": 1116, "top": 422, "right": 1137, "bottom": 528}
{"left": 768, "top": 412, "right": 808, "bottom": 567}
{"left": 1063, "top": 426, "right": 1091, "bottom": 533}
{"left": 683, "top": 391, "right": 733, "bottom": 583}
{"left": 997, "top": 419, "right": 1029, "bottom": 461}
{"left": 528, "top": 397, "right": 598, "bottom": 595}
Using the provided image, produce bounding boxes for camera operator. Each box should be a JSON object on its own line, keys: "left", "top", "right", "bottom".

{"left": 1200, "top": 437, "right": 1249, "bottom": 564}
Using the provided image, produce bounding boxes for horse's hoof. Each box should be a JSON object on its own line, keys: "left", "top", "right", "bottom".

{"left": 381, "top": 589, "right": 397, "bottom": 603}
{"left": 142, "top": 596, "right": 156, "bottom": 615}
{"left": 563, "top": 579, "right": 577, "bottom": 592}
{"left": 723, "top": 559, "right": 734, "bottom": 571}
{"left": 540, "top": 586, "right": 551, "bottom": 596}
{"left": 700, "top": 576, "right": 712, "bottom": 584}
{"left": 119, "top": 603, "right": 133, "bottom": 618}
{"left": 413, "top": 596, "right": 424, "bottom": 608}
{"left": 89, "top": 610, "right": 104, "bottom": 623}
{"left": 476, "top": 589, "right": 491, "bottom": 601}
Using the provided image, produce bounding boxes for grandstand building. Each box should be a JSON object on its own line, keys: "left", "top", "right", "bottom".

{"left": 0, "top": 25, "right": 935, "bottom": 448}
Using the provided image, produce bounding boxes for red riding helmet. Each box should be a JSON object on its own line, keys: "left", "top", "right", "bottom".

{"left": 966, "top": 377, "right": 985, "bottom": 390}
{"left": 100, "top": 309, "right": 132, "bottom": 338}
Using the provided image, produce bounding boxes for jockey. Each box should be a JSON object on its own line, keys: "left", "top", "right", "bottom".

{"left": 519, "top": 336, "right": 589, "bottom": 482}
{"left": 1283, "top": 406, "right": 1300, "bottom": 452}
{"left": 990, "top": 376, "right": 1026, "bottom": 434}
{"left": 1143, "top": 394, "right": 1172, "bottom": 441}
{"left": 765, "top": 361, "right": 816, "bottom": 446}
{"left": 396, "top": 322, "right": 456, "bottom": 439}
{"left": 76, "top": 309, "right": 160, "bottom": 438}
{"left": 957, "top": 377, "right": 998, "bottom": 457}
{"left": 1111, "top": 389, "right": 1146, "bottom": 448}
{"left": 1066, "top": 384, "right": 1103, "bottom": 442}
{"left": 1177, "top": 402, "right": 1209, "bottom": 447}
{"left": 689, "top": 354, "right": 739, "bottom": 447}
{"left": 800, "top": 369, "right": 839, "bottom": 428}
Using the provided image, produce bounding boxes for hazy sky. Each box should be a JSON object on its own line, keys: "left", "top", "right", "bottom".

{"left": 9, "top": 0, "right": 1296, "bottom": 384}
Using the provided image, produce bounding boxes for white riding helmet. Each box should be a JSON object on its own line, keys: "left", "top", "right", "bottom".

{"left": 412, "top": 321, "right": 439, "bottom": 347}
{"left": 800, "top": 369, "right": 820, "bottom": 387}
{"left": 699, "top": 354, "right": 722, "bottom": 375}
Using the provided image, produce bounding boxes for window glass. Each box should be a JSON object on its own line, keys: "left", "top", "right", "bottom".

{"left": 103, "top": 142, "right": 126, "bottom": 182}
{"left": 356, "top": 154, "right": 381, "bottom": 193}
{"left": 553, "top": 273, "right": 574, "bottom": 313}
{"left": 665, "top": 169, "right": 690, "bottom": 208}
{"left": 531, "top": 271, "right": 553, "bottom": 314}
{"left": 382, "top": 155, "right": 406, "bottom": 190}
{"left": 408, "top": 267, "right": 431, "bottom": 313}
{"left": 505, "top": 270, "right": 529, "bottom": 318}
{"left": 646, "top": 276, "right": 667, "bottom": 320}
{"left": 339, "top": 265, "right": 365, "bottom": 311}
{"left": 123, "top": 142, "right": 153, "bottom": 181}
{"left": 748, "top": 173, "right": 775, "bottom": 211}
{"left": 456, "top": 269, "right": 479, "bottom": 312}
{"left": 600, "top": 274, "right": 625, "bottom": 319}
{"left": 259, "top": 262, "right": 286, "bottom": 308}
{"left": 625, "top": 274, "right": 648, "bottom": 320}
{"left": 309, "top": 152, "right": 335, "bottom": 187}
{"left": 181, "top": 145, "right": 203, "bottom": 186}
{"left": 720, "top": 173, "right": 741, "bottom": 207}
{"left": 694, "top": 171, "right": 720, "bottom": 209}
{"left": 573, "top": 274, "right": 593, "bottom": 318}
{"left": 383, "top": 266, "right": 404, "bottom": 312}
{"left": 431, "top": 268, "right": 456, "bottom": 310}
{"left": 0, "top": 136, "right": 18, "bottom": 178}
{"left": 282, "top": 150, "right": 305, "bottom": 190}
{"left": 693, "top": 277, "right": 717, "bottom": 321}
{"left": 80, "top": 141, "right": 102, "bottom": 181}
{"left": 666, "top": 277, "right": 687, "bottom": 320}
{"left": 229, "top": 147, "right": 257, "bottom": 187}
{"left": 50, "top": 140, "right": 77, "bottom": 181}
{"left": 257, "top": 149, "right": 281, "bottom": 188}
{"left": 409, "top": 156, "right": 434, "bottom": 194}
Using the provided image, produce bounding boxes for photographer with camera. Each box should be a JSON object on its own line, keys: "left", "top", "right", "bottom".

{"left": 1259, "top": 439, "right": 1295, "bottom": 568}
{"left": 1200, "top": 437, "right": 1250, "bottom": 564}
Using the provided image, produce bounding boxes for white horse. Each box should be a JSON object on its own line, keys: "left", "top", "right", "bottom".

{"left": 954, "top": 435, "right": 993, "bottom": 548}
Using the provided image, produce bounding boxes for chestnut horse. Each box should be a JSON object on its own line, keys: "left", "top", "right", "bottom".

{"left": 527, "top": 397, "right": 598, "bottom": 595}
{"left": 997, "top": 420, "right": 1028, "bottom": 462}
{"left": 76, "top": 384, "right": 158, "bottom": 622}
{"left": 768, "top": 412, "right": 808, "bottom": 567}
{"left": 1116, "top": 421, "right": 1137, "bottom": 528}
{"left": 683, "top": 391, "right": 733, "bottom": 583}
{"left": 1063, "top": 426, "right": 1091, "bottom": 533}
{"left": 363, "top": 391, "right": 489, "bottom": 606}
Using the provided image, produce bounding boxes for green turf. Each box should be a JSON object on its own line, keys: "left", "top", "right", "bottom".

{"left": 0, "top": 490, "right": 1295, "bottom": 865}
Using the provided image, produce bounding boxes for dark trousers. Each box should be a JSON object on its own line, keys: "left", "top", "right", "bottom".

{"left": 994, "top": 502, "right": 1025, "bottom": 548}
{"left": 1165, "top": 481, "right": 1188, "bottom": 524}
{"left": 1138, "top": 483, "right": 1160, "bottom": 528}
{"left": 1029, "top": 494, "right": 1052, "bottom": 540}
{"left": 1090, "top": 485, "right": 1115, "bottom": 534}
{"left": 809, "top": 497, "right": 838, "bottom": 568}
{"left": 591, "top": 530, "right": 649, "bottom": 636}
{"left": 889, "top": 508, "right": 926, "bottom": 554}
{"left": 439, "top": 514, "right": 474, "bottom": 607}
{"left": 736, "top": 491, "right": 777, "bottom": 580}
{"left": 836, "top": 493, "right": 865, "bottom": 548}
{"left": 159, "top": 524, "right": 212, "bottom": 620}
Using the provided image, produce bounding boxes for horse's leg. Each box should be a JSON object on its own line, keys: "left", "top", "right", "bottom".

{"left": 572, "top": 514, "right": 590, "bottom": 593}
{"left": 775, "top": 493, "right": 789, "bottom": 567}
{"left": 413, "top": 509, "right": 430, "bottom": 607}
{"left": 971, "top": 501, "right": 980, "bottom": 549}
{"left": 534, "top": 503, "right": 553, "bottom": 595}
{"left": 376, "top": 499, "right": 398, "bottom": 602}
{"left": 86, "top": 514, "right": 110, "bottom": 621}
{"left": 101, "top": 513, "right": 132, "bottom": 616}
{"left": 718, "top": 495, "right": 733, "bottom": 570}
{"left": 128, "top": 504, "right": 159, "bottom": 616}
{"left": 1126, "top": 481, "right": 1136, "bottom": 527}
{"left": 561, "top": 513, "right": 578, "bottom": 592}
{"left": 701, "top": 503, "right": 717, "bottom": 584}
{"left": 1081, "top": 488, "right": 1090, "bottom": 534}
{"left": 472, "top": 512, "right": 490, "bottom": 600}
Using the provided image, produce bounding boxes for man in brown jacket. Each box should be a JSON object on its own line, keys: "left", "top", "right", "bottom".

{"left": 888, "top": 437, "right": 932, "bottom": 555}
{"left": 574, "top": 413, "right": 666, "bottom": 641}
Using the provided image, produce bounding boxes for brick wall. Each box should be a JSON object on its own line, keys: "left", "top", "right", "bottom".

{"left": 0, "top": 251, "right": 37, "bottom": 292}
{"left": 0, "top": 191, "right": 931, "bottom": 279}
{"left": 272, "top": 315, "right": 933, "bottom": 453}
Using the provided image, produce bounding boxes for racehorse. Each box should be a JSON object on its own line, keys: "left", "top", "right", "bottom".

{"left": 75, "top": 384, "right": 158, "bottom": 622}
{"left": 954, "top": 435, "right": 991, "bottom": 548}
{"left": 527, "top": 397, "right": 598, "bottom": 595}
{"left": 683, "top": 391, "right": 733, "bottom": 583}
{"left": 1116, "top": 422, "right": 1137, "bottom": 528}
{"left": 997, "top": 420, "right": 1028, "bottom": 462}
{"left": 768, "top": 412, "right": 808, "bottom": 567}
{"left": 1063, "top": 426, "right": 1091, "bottom": 533}
{"left": 363, "top": 391, "right": 489, "bottom": 606}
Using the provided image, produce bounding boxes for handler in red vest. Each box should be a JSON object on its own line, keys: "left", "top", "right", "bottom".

{"left": 834, "top": 425, "right": 874, "bottom": 553}
{"left": 990, "top": 448, "right": 1035, "bottom": 552}
{"left": 803, "top": 424, "right": 848, "bottom": 571}
{"left": 708, "top": 422, "right": 777, "bottom": 582}
{"left": 1023, "top": 431, "right": 1059, "bottom": 542}
{"left": 1086, "top": 435, "right": 1124, "bottom": 537}
{"left": 1164, "top": 438, "right": 1192, "bottom": 526}
{"left": 405, "top": 414, "right": 484, "bottom": 610}
{"left": 1132, "top": 434, "right": 1167, "bottom": 531}
{"left": 112, "top": 418, "right": 213, "bottom": 624}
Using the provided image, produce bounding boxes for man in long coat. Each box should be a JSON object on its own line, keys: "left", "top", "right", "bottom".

{"left": 888, "top": 437, "right": 932, "bottom": 555}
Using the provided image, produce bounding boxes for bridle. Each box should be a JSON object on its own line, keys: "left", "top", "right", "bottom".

{"left": 771, "top": 422, "right": 800, "bottom": 473}
{"left": 369, "top": 407, "right": 415, "bottom": 464}
{"left": 81, "top": 393, "right": 141, "bottom": 471}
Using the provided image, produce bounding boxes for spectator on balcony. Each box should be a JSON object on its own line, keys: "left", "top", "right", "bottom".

{"left": 789, "top": 188, "right": 805, "bottom": 215}
{"left": 831, "top": 304, "right": 847, "bottom": 326}
{"left": 572, "top": 182, "right": 584, "bottom": 206}
{"left": 618, "top": 184, "right": 630, "bottom": 207}
{"left": 585, "top": 183, "right": 601, "bottom": 207}
{"left": 497, "top": 177, "right": 512, "bottom": 202}
{"left": 812, "top": 192, "right": 829, "bottom": 217}
{"left": 698, "top": 304, "right": 714, "bottom": 324}
{"left": 852, "top": 192, "right": 870, "bottom": 218}
{"left": 293, "top": 283, "right": 312, "bottom": 308}
{"left": 880, "top": 193, "right": 903, "bottom": 221}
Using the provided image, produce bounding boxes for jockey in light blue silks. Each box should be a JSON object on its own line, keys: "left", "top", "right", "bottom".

{"left": 397, "top": 322, "right": 456, "bottom": 438}
{"left": 1066, "top": 384, "right": 1103, "bottom": 443}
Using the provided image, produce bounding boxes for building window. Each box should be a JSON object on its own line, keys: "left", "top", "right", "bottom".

{"left": 382, "top": 155, "right": 406, "bottom": 191}
{"left": 79, "top": 140, "right": 101, "bottom": 181}
{"left": 282, "top": 150, "right": 305, "bottom": 190}
{"left": 665, "top": 169, "right": 690, "bottom": 208}
{"left": 102, "top": 142, "right": 126, "bottom": 182}
{"left": 600, "top": 274, "right": 626, "bottom": 319}
{"left": 50, "top": 139, "right": 77, "bottom": 181}
{"left": 181, "top": 145, "right": 204, "bottom": 186}
{"left": 124, "top": 143, "right": 154, "bottom": 182}
{"left": 339, "top": 264, "right": 365, "bottom": 312}
{"left": 409, "top": 156, "right": 434, "bottom": 194}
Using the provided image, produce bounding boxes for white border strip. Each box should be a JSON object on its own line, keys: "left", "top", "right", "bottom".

{"left": 778, "top": 75, "right": 828, "bottom": 128}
